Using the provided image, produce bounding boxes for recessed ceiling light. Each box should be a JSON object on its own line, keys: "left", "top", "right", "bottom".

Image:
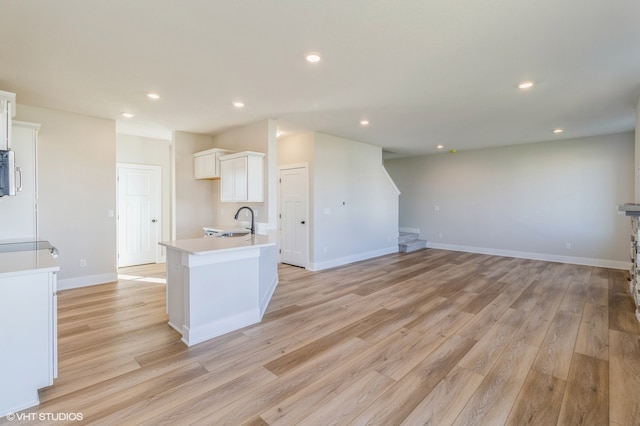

{"left": 232, "top": 101, "right": 245, "bottom": 108}
{"left": 121, "top": 112, "right": 134, "bottom": 118}
{"left": 518, "top": 81, "right": 535, "bottom": 89}
{"left": 147, "top": 92, "right": 160, "bottom": 100}
{"left": 553, "top": 128, "right": 564, "bottom": 134}
{"left": 360, "top": 119, "right": 369, "bottom": 126}
{"left": 437, "top": 144, "right": 444, "bottom": 149}
{"left": 305, "top": 52, "right": 321, "bottom": 63}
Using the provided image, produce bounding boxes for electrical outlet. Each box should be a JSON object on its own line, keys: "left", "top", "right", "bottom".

{"left": 565, "top": 243, "right": 571, "bottom": 250}
{"left": 80, "top": 259, "right": 87, "bottom": 267}
{"left": 434, "top": 205, "right": 440, "bottom": 211}
{"left": 438, "top": 233, "right": 443, "bottom": 239}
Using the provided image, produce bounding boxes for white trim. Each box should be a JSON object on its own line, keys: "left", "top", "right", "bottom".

{"left": 181, "top": 309, "right": 260, "bottom": 346}
{"left": 259, "top": 276, "right": 279, "bottom": 317}
{"left": 399, "top": 227, "right": 421, "bottom": 234}
{"left": 308, "top": 245, "right": 399, "bottom": 271}
{"left": 426, "top": 242, "right": 630, "bottom": 270}
{"left": 57, "top": 272, "right": 118, "bottom": 290}
{"left": 381, "top": 165, "right": 401, "bottom": 195}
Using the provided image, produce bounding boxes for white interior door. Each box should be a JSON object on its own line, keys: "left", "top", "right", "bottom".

{"left": 117, "top": 164, "right": 161, "bottom": 267}
{"left": 279, "top": 165, "right": 308, "bottom": 268}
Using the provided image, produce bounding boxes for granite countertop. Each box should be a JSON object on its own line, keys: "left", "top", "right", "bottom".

{"left": 159, "top": 231, "right": 276, "bottom": 255}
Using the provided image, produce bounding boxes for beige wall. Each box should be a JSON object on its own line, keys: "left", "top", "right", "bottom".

{"left": 385, "top": 132, "right": 634, "bottom": 268}
{"left": 636, "top": 96, "right": 640, "bottom": 202}
{"left": 16, "top": 104, "right": 117, "bottom": 288}
{"left": 173, "top": 131, "right": 215, "bottom": 239}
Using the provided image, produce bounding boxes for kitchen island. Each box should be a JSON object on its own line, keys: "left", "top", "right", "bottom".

{"left": 159, "top": 232, "right": 278, "bottom": 346}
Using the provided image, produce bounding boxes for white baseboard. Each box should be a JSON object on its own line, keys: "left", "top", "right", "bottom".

{"left": 181, "top": 309, "right": 260, "bottom": 347}
{"left": 259, "top": 277, "right": 279, "bottom": 318}
{"left": 57, "top": 272, "right": 118, "bottom": 291}
{"left": 399, "top": 227, "right": 421, "bottom": 234}
{"left": 426, "top": 242, "right": 630, "bottom": 270}
{"left": 308, "top": 246, "right": 399, "bottom": 272}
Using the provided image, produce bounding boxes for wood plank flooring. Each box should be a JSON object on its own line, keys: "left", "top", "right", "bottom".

{"left": 4, "top": 249, "right": 640, "bottom": 425}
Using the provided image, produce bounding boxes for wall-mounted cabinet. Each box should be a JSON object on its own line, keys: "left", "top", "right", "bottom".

{"left": 219, "top": 151, "right": 265, "bottom": 202}
{"left": 0, "top": 90, "right": 16, "bottom": 151}
{"left": 193, "top": 148, "right": 234, "bottom": 179}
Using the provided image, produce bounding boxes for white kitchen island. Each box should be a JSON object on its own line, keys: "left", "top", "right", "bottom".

{"left": 159, "top": 232, "right": 278, "bottom": 346}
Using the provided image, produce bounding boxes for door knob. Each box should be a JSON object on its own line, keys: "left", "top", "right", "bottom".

{"left": 152, "top": 219, "right": 158, "bottom": 223}
{"left": 301, "top": 220, "right": 306, "bottom": 224}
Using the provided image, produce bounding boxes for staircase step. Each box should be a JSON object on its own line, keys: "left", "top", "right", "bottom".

{"left": 399, "top": 239, "right": 427, "bottom": 253}
{"left": 398, "top": 232, "right": 420, "bottom": 244}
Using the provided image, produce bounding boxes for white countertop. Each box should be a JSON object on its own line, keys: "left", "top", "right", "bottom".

{"left": 0, "top": 249, "right": 60, "bottom": 278}
{"left": 159, "top": 231, "right": 276, "bottom": 255}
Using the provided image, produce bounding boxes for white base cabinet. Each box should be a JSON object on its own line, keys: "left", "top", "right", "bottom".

{"left": 219, "top": 151, "right": 265, "bottom": 202}
{"left": 0, "top": 264, "right": 57, "bottom": 417}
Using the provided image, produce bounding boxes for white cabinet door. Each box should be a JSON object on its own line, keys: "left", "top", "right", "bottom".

{"left": 193, "top": 148, "right": 233, "bottom": 179}
{"left": 0, "top": 270, "right": 56, "bottom": 416}
{"left": 219, "top": 152, "right": 264, "bottom": 203}
{"left": 220, "top": 158, "right": 235, "bottom": 201}
{"left": 233, "top": 157, "right": 248, "bottom": 201}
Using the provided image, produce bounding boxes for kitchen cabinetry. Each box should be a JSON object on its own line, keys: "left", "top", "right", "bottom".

{"left": 0, "top": 90, "right": 16, "bottom": 150}
{"left": 219, "top": 151, "right": 265, "bottom": 202}
{"left": 0, "top": 243, "right": 59, "bottom": 417}
{"left": 0, "top": 121, "right": 39, "bottom": 240}
{"left": 193, "top": 148, "right": 233, "bottom": 179}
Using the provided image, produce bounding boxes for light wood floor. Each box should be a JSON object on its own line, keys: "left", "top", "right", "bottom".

{"left": 6, "top": 249, "right": 640, "bottom": 425}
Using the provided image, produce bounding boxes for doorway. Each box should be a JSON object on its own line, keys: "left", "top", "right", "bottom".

{"left": 117, "top": 163, "right": 161, "bottom": 267}
{"left": 279, "top": 164, "right": 309, "bottom": 268}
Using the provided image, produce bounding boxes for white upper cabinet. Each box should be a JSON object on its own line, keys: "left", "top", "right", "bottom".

{"left": 0, "top": 90, "right": 16, "bottom": 151}
{"left": 193, "top": 148, "right": 234, "bottom": 179}
{"left": 219, "top": 151, "right": 265, "bottom": 202}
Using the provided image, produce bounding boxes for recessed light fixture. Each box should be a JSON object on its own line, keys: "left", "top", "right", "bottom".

{"left": 232, "top": 101, "right": 245, "bottom": 108}
{"left": 360, "top": 119, "right": 369, "bottom": 126}
{"left": 518, "top": 80, "right": 535, "bottom": 89}
{"left": 121, "top": 112, "right": 134, "bottom": 118}
{"left": 305, "top": 52, "right": 321, "bottom": 63}
{"left": 553, "top": 128, "right": 564, "bottom": 134}
{"left": 147, "top": 92, "right": 160, "bottom": 100}
{"left": 437, "top": 144, "right": 444, "bottom": 149}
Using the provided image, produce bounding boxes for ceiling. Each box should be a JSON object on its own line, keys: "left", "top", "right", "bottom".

{"left": 1, "top": 1, "right": 639, "bottom": 158}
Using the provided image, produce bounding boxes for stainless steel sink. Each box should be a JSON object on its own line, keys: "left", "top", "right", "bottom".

{"left": 216, "top": 231, "right": 250, "bottom": 237}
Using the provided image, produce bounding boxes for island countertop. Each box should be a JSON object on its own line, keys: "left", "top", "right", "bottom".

{"left": 159, "top": 231, "right": 276, "bottom": 256}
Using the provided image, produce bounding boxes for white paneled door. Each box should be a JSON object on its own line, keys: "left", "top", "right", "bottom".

{"left": 279, "top": 165, "right": 308, "bottom": 268}
{"left": 117, "top": 164, "right": 161, "bottom": 267}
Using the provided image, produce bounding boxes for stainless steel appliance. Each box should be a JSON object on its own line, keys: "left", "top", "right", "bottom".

{"left": 0, "top": 149, "right": 21, "bottom": 197}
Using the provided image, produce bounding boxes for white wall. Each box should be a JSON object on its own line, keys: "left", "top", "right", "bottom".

{"left": 278, "top": 131, "right": 399, "bottom": 270}
{"left": 312, "top": 133, "right": 399, "bottom": 269}
{"left": 173, "top": 131, "right": 215, "bottom": 239}
{"left": 636, "top": 96, "right": 640, "bottom": 202}
{"left": 16, "top": 104, "right": 117, "bottom": 288}
{"left": 385, "top": 132, "right": 634, "bottom": 268}
{"left": 116, "top": 133, "right": 171, "bottom": 255}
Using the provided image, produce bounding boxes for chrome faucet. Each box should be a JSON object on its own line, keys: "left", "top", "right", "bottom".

{"left": 234, "top": 206, "right": 255, "bottom": 234}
